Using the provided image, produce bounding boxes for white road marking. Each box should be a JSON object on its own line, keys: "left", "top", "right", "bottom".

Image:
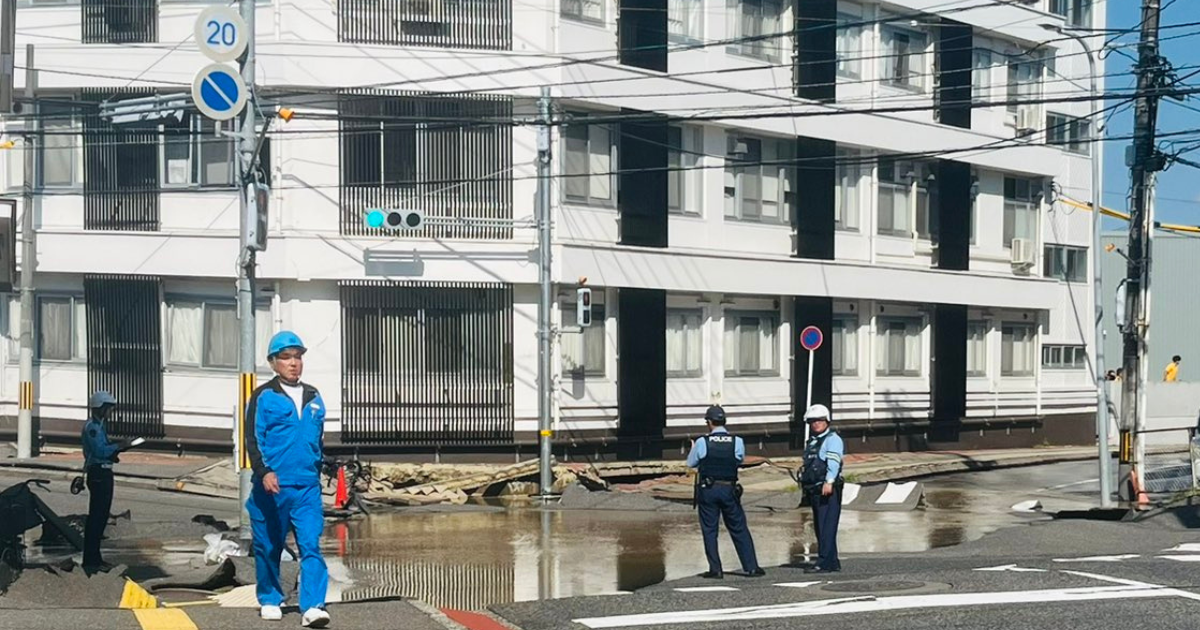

{"left": 974, "top": 564, "right": 1047, "bottom": 572}
{"left": 1052, "top": 555, "right": 1140, "bottom": 563}
{"left": 840, "top": 483, "right": 861, "bottom": 505}
{"left": 1159, "top": 555, "right": 1200, "bottom": 563}
{"left": 1043, "top": 478, "right": 1099, "bottom": 491}
{"left": 573, "top": 584, "right": 1186, "bottom": 628}
{"left": 876, "top": 481, "right": 918, "bottom": 504}
{"left": 1063, "top": 570, "right": 1200, "bottom": 602}
{"left": 775, "top": 582, "right": 822, "bottom": 589}
{"left": 1163, "top": 543, "right": 1200, "bottom": 553}
{"left": 673, "top": 586, "right": 740, "bottom": 593}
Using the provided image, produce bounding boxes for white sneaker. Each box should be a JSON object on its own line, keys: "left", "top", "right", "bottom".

{"left": 261, "top": 605, "right": 283, "bottom": 621}
{"left": 301, "top": 608, "right": 330, "bottom": 628}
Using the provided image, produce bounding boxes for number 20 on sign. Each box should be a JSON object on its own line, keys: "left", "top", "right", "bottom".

{"left": 195, "top": 7, "right": 248, "bottom": 63}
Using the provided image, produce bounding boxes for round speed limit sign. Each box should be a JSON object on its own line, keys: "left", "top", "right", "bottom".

{"left": 195, "top": 7, "right": 248, "bottom": 63}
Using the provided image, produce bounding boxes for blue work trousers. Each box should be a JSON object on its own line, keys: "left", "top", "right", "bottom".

{"left": 697, "top": 484, "right": 760, "bottom": 574}
{"left": 810, "top": 486, "right": 842, "bottom": 570}
{"left": 247, "top": 482, "right": 328, "bottom": 611}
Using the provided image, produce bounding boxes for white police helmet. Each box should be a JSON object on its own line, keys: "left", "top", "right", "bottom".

{"left": 803, "top": 403, "right": 831, "bottom": 423}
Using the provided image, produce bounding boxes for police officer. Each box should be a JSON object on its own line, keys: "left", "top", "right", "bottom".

{"left": 799, "top": 404, "right": 844, "bottom": 573}
{"left": 686, "top": 405, "right": 766, "bottom": 579}
{"left": 245, "top": 331, "right": 331, "bottom": 628}
{"left": 80, "top": 390, "right": 127, "bottom": 574}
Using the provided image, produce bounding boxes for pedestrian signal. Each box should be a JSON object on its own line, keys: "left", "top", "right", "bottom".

{"left": 577, "top": 288, "right": 592, "bottom": 327}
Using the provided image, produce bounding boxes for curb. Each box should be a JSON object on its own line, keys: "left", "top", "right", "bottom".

{"left": 847, "top": 451, "right": 1108, "bottom": 484}
{"left": 0, "top": 462, "right": 164, "bottom": 490}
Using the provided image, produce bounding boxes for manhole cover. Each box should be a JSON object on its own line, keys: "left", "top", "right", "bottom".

{"left": 821, "top": 580, "right": 940, "bottom": 594}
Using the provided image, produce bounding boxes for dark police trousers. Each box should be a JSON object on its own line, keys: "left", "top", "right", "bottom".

{"left": 697, "top": 483, "right": 760, "bottom": 574}
{"left": 84, "top": 466, "right": 114, "bottom": 567}
{"left": 809, "top": 485, "right": 842, "bottom": 571}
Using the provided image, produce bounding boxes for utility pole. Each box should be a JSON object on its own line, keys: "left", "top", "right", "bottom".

{"left": 536, "top": 86, "right": 553, "bottom": 498}
{"left": 16, "top": 43, "right": 33, "bottom": 459}
{"left": 235, "top": 0, "right": 256, "bottom": 540}
{"left": 1119, "top": 0, "right": 1165, "bottom": 504}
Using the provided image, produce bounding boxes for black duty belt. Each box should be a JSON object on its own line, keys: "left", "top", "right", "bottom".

{"left": 708, "top": 479, "right": 737, "bottom": 486}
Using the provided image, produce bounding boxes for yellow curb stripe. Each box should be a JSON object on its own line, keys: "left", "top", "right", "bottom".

{"left": 164, "top": 601, "right": 217, "bottom": 608}
{"left": 133, "top": 609, "right": 199, "bottom": 630}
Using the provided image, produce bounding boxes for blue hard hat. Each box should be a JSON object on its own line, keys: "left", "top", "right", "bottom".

{"left": 89, "top": 390, "right": 117, "bottom": 409}
{"left": 267, "top": 331, "right": 307, "bottom": 359}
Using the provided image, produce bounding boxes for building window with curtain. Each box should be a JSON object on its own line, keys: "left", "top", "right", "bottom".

{"left": 668, "top": 0, "right": 702, "bottom": 42}
{"left": 967, "top": 320, "right": 988, "bottom": 376}
{"left": 162, "top": 114, "right": 236, "bottom": 188}
{"left": 973, "top": 48, "right": 993, "bottom": 102}
{"left": 724, "top": 134, "right": 794, "bottom": 225}
{"left": 166, "top": 299, "right": 272, "bottom": 370}
{"left": 38, "top": 102, "right": 82, "bottom": 189}
{"left": 876, "top": 317, "right": 922, "bottom": 376}
{"left": 668, "top": 125, "right": 703, "bottom": 215}
{"left": 836, "top": 150, "right": 862, "bottom": 231}
{"left": 727, "top": 0, "right": 783, "bottom": 62}
{"left": 1046, "top": 113, "right": 1091, "bottom": 155}
{"left": 1001, "top": 323, "right": 1036, "bottom": 376}
{"left": 836, "top": 12, "right": 862, "bottom": 78}
{"left": 562, "top": 0, "right": 604, "bottom": 23}
{"left": 561, "top": 304, "right": 606, "bottom": 377}
{"left": 564, "top": 114, "right": 617, "bottom": 206}
{"left": 1006, "top": 52, "right": 1046, "bottom": 127}
{"left": 877, "top": 157, "right": 930, "bottom": 237}
{"left": 666, "top": 309, "right": 703, "bottom": 378}
{"left": 880, "top": 24, "right": 929, "bottom": 91}
{"left": 1044, "top": 245, "right": 1087, "bottom": 282}
{"left": 35, "top": 295, "right": 86, "bottom": 362}
{"left": 724, "top": 310, "right": 779, "bottom": 377}
{"left": 831, "top": 316, "right": 858, "bottom": 376}
{"left": 1003, "top": 176, "right": 1042, "bottom": 249}
{"left": 1043, "top": 344, "right": 1086, "bottom": 369}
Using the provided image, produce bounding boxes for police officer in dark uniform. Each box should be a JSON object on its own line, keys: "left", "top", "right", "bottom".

{"left": 799, "top": 404, "right": 844, "bottom": 573}
{"left": 80, "top": 390, "right": 131, "bottom": 574}
{"left": 686, "top": 405, "right": 766, "bottom": 579}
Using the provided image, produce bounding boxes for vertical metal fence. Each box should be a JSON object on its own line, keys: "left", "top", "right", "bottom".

{"left": 337, "top": 0, "right": 512, "bottom": 50}
{"left": 84, "top": 274, "right": 164, "bottom": 438}
{"left": 82, "top": 0, "right": 158, "bottom": 44}
{"left": 81, "top": 89, "right": 160, "bottom": 231}
{"left": 340, "top": 281, "right": 514, "bottom": 445}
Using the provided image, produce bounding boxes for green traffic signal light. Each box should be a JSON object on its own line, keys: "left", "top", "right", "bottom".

{"left": 365, "top": 209, "right": 386, "bottom": 228}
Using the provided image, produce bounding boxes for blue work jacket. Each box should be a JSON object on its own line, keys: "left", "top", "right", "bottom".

{"left": 245, "top": 377, "right": 326, "bottom": 487}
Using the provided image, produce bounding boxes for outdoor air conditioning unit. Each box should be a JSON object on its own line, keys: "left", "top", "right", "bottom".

{"left": 1015, "top": 108, "right": 1038, "bottom": 134}
{"left": 1010, "top": 238, "right": 1036, "bottom": 268}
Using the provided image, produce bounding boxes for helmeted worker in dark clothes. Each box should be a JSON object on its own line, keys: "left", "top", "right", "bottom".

{"left": 245, "top": 331, "right": 331, "bottom": 628}
{"left": 686, "top": 405, "right": 766, "bottom": 579}
{"left": 80, "top": 390, "right": 130, "bottom": 574}
{"left": 799, "top": 403, "right": 845, "bottom": 574}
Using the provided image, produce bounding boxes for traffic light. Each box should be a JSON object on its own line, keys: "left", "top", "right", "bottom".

{"left": 364, "top": 208, "right": 425, "bottom": 231}
{"left": 576, "top": 288, "right": 592, "bottom": 327}
{"left": 244, "top": 183, "right": 269, "bottom": 252}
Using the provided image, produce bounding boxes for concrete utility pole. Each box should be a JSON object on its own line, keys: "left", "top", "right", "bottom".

{"left": 1119, "top": 0, "right": 1165, "bottom": 504}
{"left": 235, "top": 0, "right": 256, "bottom": 539}
{"left": 16, "top": 43, "right": 34, "bottom": 459}
{"left": 536, "top": 87, "right": 553, "bottom": 498}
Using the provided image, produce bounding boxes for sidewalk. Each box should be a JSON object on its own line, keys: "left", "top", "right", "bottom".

{"left": 0, "top": 444, "right": 221, "bottom": 488}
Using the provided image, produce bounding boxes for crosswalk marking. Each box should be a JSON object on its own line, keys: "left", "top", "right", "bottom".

{"left": 775, "top": 582, "right": 822, "bottom": 589}
{"left": 1158, "top": 555, "right": 1200, "bottom": 562}
{"left": 974, "top": 564, "right": 1047, "bottom": 572}
{"left": 1052, "top": 555, "right": 1141, "bottom": 563}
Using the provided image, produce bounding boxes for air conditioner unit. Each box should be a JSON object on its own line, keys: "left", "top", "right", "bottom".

{"left": 1015, "top": 108, "right": 1038, "bottom": 134}
{"left": 1010, "top": 238, "right": 1036, "bottom": 267}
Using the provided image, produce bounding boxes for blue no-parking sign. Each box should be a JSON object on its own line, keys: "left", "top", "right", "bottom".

{"left": 800, "top": 325, "right": 823, "bottom": 352}
{"left": 191, "top": 63, "right": 248, "bottom": 122}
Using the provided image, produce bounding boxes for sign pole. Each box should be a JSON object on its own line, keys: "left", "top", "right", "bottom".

{"left": 235, "top": 0, "right": 256, "bottom": 547}
{"left": 805, "top": 349, "right": 814, "bottom": 443}
{"left": 798, "top": 325, "right": 824, "bottom": 445}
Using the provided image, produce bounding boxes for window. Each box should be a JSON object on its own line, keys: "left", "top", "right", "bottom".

{"left": 666, "top": 309, "right": 703, "bottom": 378}
{"left": 1003, "top": 176, "right": 1042, "bottom": 248}
{"left": 36, "top": 296, "right": 86, "bottom": 362}
{"left": 668, "top": 0, "right": 702, "bottom": 42}
{"left": 1049, "top": 0, "right": 1091, "bottom": 28}
{"left": 967, "top": 321, "right": 988, "bottom": 377}
{"left": 561, "top": 304, "right": 606, "bottom": 377}
{"left": 1046, "top": 113, "right": 1091, "bottom": 155}
{"left": 835, "top": 151, "right": 862, "bottom": 231}
{"left": 727, "top": 0, "right": 783, "bottom": 62}
{"left": 880, "top": 25, "right": 928, "bottom": 91}
{"left": 38, "top": 102, "right": 81, "bottom": 188}
{"left": 82, "top": 0, "right": 158, "bottom": 44}
{"left": 972, "top": 48, "right": 993, "bottom": 102}
{"left": 564, "top": 115, "right": 616, "bottom": 206}
{"left": 562, "top": 0, "right": 603, "bottom": 22}
{"left": 877, "top": 157, "right": 931, "bottom": 237}
{"left": 724, "top": 135, "right": 794, "bottom": 224}
{"left": 1007, "top": 54, "right": 1045, "bottom": 121}
{"left": 166, "top": 300, "right": 271, "bottom": 370}
{"left": 1001, "top": 324, "right": 1035, "bottom": 376}
{"left": 876, "top": 317, "right": 922, "bottom": 376}
{"left": 1043, "top": 344, "right": 1087, "bottom": 369}
{"left": 723, "top": 311, "right": 779, "bottom": 377}
{"left": 836, "top": 12, "right": 862, "bottom": 78}
{"left": 162, "top": 114, "right": 235, "bottom": 188}
{"left": 668, "top": 125, "right": 702, "bottom": 215}
{"left": 1044, "top": 245, "right": 1087, "bottom": 282}
{"left": 831, "top": 317, "right": 858, "bottom": 376}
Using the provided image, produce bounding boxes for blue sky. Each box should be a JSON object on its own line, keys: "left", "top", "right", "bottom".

{"left": 1102, "top": 1, "right": 1200, "bottom": 227}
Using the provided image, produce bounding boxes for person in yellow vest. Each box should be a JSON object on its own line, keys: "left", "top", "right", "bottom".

{"left": 1165, "top": 355, "right": 1182, "bottom": 382}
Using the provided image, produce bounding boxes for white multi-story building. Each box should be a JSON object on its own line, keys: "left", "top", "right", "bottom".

{"left": 0, "top": 0, "right": 1102, "bottom": 458}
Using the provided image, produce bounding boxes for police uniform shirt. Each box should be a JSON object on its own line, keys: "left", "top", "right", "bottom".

{"left": 810, "top": 428, "right": 845, "bottom": 483}
{"left": 82, "top": 418, "right": 121, "bottom": 469}
{"left": 686, "top": 427, "right": 746, "bottom": 468}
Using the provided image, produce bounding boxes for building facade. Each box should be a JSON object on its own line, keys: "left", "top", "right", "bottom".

{"left": 0, "top": 0, "right": 1102, "bottom": 458}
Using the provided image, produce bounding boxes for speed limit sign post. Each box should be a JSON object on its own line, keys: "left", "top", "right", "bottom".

{"left": 799, "top": 325, "right": 823, "bottom": 441}
{"left": 195, "top": 7, "right": 249, "bottom": 63}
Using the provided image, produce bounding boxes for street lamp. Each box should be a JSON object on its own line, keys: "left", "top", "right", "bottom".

{"left": 1041, "top": 23, "right": 1113, "bottom": 508}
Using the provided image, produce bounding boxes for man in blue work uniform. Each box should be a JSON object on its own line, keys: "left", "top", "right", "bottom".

{"left": 686, "top": 405, "right": 766, "bottom": 579}
{"left": 80, "top": 390, "right": 127, "bottom": 574}
{"left": 245, "top": 331, "right": 331, "bottom": 628}
{"left": 799, "top": 404, "right": 844, "bottom": 574}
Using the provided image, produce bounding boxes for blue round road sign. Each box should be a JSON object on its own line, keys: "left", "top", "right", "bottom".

{"left": 800, "top": 325, "right": 823, "bottom": 351}
{"left": 192, "top": 63, "right": 247, "bottom": 121}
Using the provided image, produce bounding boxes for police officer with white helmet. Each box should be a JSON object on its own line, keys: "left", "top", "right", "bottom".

{"left": 799, "top": 403, "right": 844, "bottom": 573}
